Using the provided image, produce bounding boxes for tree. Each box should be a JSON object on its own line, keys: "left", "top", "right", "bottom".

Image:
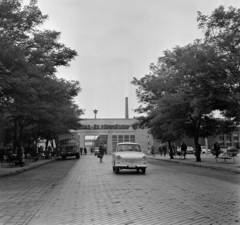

{"left": 0, "top": 0, "right": 81, "bottom": 148}
{"left": 132, "top": 40, "right": 236, "bottom": 162}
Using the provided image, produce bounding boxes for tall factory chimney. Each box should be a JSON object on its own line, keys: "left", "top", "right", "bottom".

{"left": 125, "top": 97, "right": 129, "bottom": 119}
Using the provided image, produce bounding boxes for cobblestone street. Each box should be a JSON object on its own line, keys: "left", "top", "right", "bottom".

{"left": 0, "top": 155, "right": 240, "bottom": 225}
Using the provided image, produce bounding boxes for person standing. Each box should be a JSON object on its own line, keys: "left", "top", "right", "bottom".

{"left": 159, "top": 144, "right": 163, "bottom": 156}
{"left": 84, "top": 147, "right": 87, "bottom": 155}
{"left": 151, "top": 145, "right": 155, "bottom": 157}
{"left": 213, "top": 140, "right": 220, "bottom": 158}
{"left": 104, "top": 144, "right": 107, "bottom": 154}
{"left": 162, "top": 142, "right": 167, "bottom": 157}
{"left": 80, "top": 147, "right": 83, "bottom": 155}
{"left": 17, "top": 143, "right": 24, "bottom": 167}
{"left": 181, "top": 142, "right": 187, "bottom": 159}
{"left": 99, "top": 143, "right": 104, "bottom": 162}
{"left": 172, "top": 143, "right": 177, "bottom": 157}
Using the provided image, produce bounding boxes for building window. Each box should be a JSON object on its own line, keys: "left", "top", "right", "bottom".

{"left": 118, "top": 135, "right": 123, "bottom": 143}
{"left": 124, "top": 135, "right": 129, "bottom": 142}
{"left": 219, "top": 134, "right": 224, "bottom": 147}
{"left": 112, "top": 135, "right": 135, "bottom": 149}
{"left": 130, "top": 135, "right": 135, "bottom": 142}
{"left": 226, "top": 133, "right": 232, "bottom": 147}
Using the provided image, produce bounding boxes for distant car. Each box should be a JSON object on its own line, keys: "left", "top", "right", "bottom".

{"left": 112, "top": 142, "right": 147, "bottom": 174}
{"left": 186, "top": 146, "right": 195, "bottom": 154}
{"left": 201, "top": 146, "right": 210, "bottom": 154}
{"left": 94, "top": 147, "right": 99, "bottom": 156}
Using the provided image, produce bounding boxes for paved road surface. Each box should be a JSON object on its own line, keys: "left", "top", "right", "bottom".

{"left": 0, "top": 155, "right": 239, "bottom": 225}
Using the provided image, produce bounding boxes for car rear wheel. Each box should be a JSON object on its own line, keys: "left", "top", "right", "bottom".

{"left": 141, "top": 168, "right": 146, "bottom": 174}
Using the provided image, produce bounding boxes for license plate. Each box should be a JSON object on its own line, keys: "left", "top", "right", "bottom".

{"left": 129, "top": 164, "right": 137, "bottom": 167}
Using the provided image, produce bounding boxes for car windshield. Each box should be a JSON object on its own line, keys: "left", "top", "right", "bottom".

{"left": 59, "top": 139, "right": 78, "bottom": 145}
{"left": 117, "top": 144, "right": 141, "bottom": 152}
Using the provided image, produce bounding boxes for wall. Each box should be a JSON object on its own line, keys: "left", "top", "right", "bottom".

{"left": 75, "top": 118, "right": 150, "bottom": 154}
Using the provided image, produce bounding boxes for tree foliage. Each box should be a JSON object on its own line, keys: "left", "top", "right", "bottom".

{"left": 0, "top": 0, "right": 82, "bottom": 147}
{"left": 132, "top": 5, "right": 240, "bottom": 162}
{"left": 197, "top": 5, "right": 240, "bottom": 121}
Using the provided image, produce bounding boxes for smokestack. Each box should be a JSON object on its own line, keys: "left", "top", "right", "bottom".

{"left": 125, "top": 97, "right": 129, "bottom": 119}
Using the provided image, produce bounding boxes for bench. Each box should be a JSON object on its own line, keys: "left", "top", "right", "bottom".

{"left": 38, "top": 153, "right": 46, "bottom": 159}
{"left": 176, "top": 151, "right": 185, "bottom": 159}
{"left": 26, "top": 153, "right": 38, "bottom": 162}
{"left": 0, "top": 155, "right": 8, "bottom": 167}
{"left": 0, "top": 155, "right": 18, "bottom": 167}
{"left": 215, "top": 152, "right": 235, "bottom": 164}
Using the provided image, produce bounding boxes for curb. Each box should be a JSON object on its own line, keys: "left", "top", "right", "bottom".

{"left": 147, "top": 156, "right": 240, "bottom": 174}
{"left": 0, "top": 159, "right": 56, "bottom": 178}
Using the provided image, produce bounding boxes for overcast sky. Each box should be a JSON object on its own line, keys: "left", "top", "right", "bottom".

{"left": 23, "top": 0, "right": 240, "bottom": 119}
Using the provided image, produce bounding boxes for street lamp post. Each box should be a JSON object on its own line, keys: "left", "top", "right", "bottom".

{"left": 93, "top": 109, "right": 98, "bottom": 119}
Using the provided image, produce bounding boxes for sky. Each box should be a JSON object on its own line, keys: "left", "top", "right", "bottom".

{"left": 23, "top": 0, "right": 240, "bottom": 119}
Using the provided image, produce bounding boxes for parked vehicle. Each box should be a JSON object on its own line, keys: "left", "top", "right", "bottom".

{"left": 59, "top": 138, "right": 80, "bottom": 160}
{"left": 201, "top": 146, "right": 210, "bottom": 154}
{"left": 186, "top": 146, "right": 195, "bottom": 154}
{"left": 112, "top": 142, "right": 147, "bottom": 174}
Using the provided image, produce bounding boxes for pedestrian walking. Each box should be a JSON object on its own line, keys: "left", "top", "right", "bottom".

{"left": 172, "top": 143, "right": 177, "bottom": 157}
{"left": 99, "top": 143, "right": 104, "bottom": 162}
{"left": 80, "top": 147, "right": 83, "bottom": 155}
{"left": 213, "top": 140, "right": 220, "bottom": 158}
{"left": 181, "top": 141, "right": 187, "bottom": 159}
{"left": 84, "top": 147, "right": 87, "bottom": 155}
{"left": 162, "top": 142, "right": 167, "bottom": 157}
{"left": 16, "top": 143, "right": 24, "bottom": 167}
{"left": 104, "top": 144, "right": 107, "bottom": 154}
{"left": 159, "top": 144, "right": 163, "bottom": 156}
{"left": 151, "top": 145, "right": 155, "bottom": 157}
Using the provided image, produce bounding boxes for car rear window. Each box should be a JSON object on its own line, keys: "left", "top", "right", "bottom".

{"left": 117, "top": 144, "right": 141, "bottom": 152}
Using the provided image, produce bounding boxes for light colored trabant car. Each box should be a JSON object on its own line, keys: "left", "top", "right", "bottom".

{"left": 112, "top": 142, "right": 147, "bottom": 174}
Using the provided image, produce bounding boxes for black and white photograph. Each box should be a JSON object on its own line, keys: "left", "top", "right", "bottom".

{"left": 0, "top": 0, "right": 240, "bottom": 224}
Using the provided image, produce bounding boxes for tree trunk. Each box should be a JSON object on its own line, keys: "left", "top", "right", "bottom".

{"left": 45, "top": 139, "right": 49, "bottom": 150}
{"left": 194, "top": 136, "right": 201, "bottom": 162}
{"left": 168, "top": 140, "right": 174, "bottom": 159}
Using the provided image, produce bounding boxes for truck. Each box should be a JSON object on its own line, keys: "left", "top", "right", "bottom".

{"left": 58, "top": 132, "right": 80, "bottom": 160}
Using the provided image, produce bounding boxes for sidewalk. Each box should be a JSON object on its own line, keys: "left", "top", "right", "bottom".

{"left": 0, "top": 158, "right": 56, "bottom": 178}
{"left": 147, "top": 153, "right": 240, "bottom": 174}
